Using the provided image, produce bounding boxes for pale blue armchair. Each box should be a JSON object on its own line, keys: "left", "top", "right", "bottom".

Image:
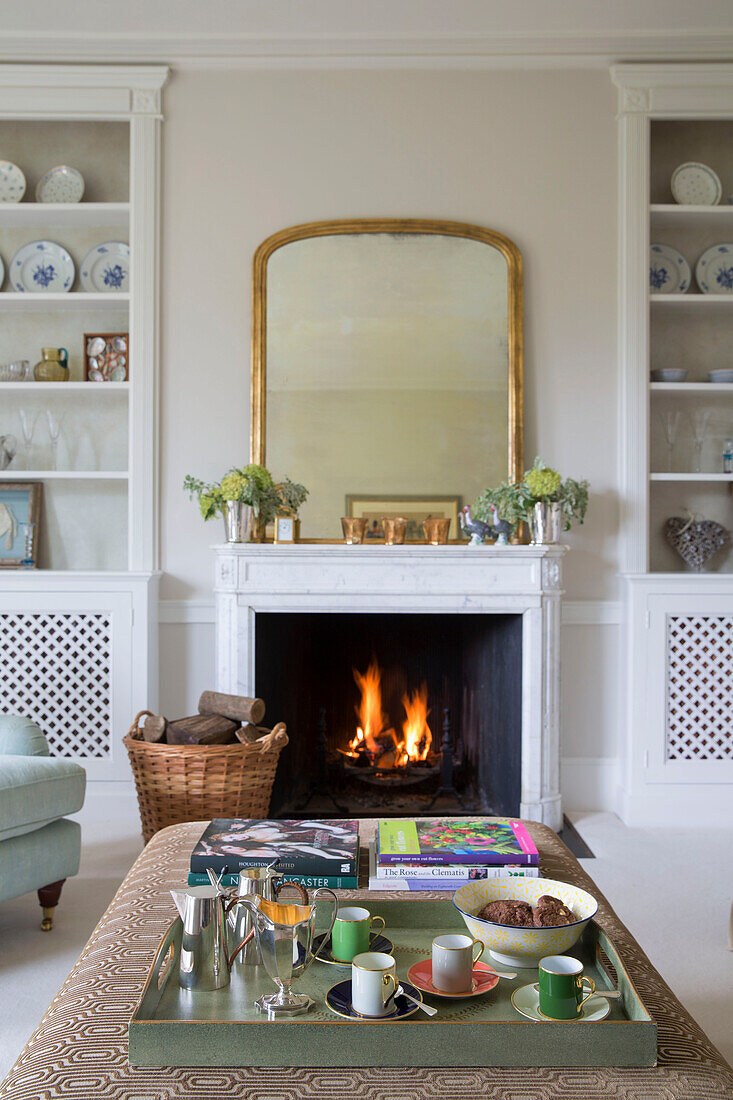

{"left": 0, "top": 715, "right": 86, "bottom": 929}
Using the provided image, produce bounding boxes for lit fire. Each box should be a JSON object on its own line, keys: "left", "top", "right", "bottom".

{"left": 346, "top": 660, "right": 432, "bottom": 768}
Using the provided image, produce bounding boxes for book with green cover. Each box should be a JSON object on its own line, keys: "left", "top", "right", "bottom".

{"left": 186, "top": 872, "right": 358, "bottom": 890}
{"left": 377, "top": 819, "right": 539, "bottom": 865}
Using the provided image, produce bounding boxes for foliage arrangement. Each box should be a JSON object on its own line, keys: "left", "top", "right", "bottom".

{"left": 474, "top": 457, "right": 589, "bottom": 532}
{"left": 183, "top": 463, "right": 308, "bottom": 525}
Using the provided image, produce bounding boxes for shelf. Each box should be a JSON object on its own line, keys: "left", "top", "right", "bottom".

{"left": 650, "top": 294, "right": 733, "bottom": 305}
{"left": 0, "top": 381, "right": 129, "bottom": 392}
{"left": 1, "top": 470, "right": 129, "bottom": 480}
{"left": 650, "top": 382, "right": 733, "bottom": 392}
{"left": 650, "top": 203, "right": 733, "bottom": 221}
{"left": 0, "top": 292, "right": 129, "bottom": 311}
{"left": 0, "top": 202, "right": 129, "bottom": 227}
{"left": 650, "top": 473, "right": 733, "bottom": 481}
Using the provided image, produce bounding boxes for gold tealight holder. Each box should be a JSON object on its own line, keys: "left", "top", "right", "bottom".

{"left": 341, "top": 517, "right": 368, "bottom": 544}
{"left": 381, "top": 516, "right": 408, "bottom": 545}
{"left": 423, "top": 517, "right": 451, "bottom": 545}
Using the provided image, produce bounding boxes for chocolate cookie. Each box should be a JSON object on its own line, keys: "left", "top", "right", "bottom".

{"left": 532, "top": 894, "right": 575, "bottom": 927}
{"left": 479, "top": 899, "right": 534, "bottom": 926}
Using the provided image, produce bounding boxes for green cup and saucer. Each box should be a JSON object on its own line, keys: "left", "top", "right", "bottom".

{"left": 511, "top": 984, "right": 611, "bottom": 1023}
{"left": 313, "top": 929, "right": 394, "bottom": 966}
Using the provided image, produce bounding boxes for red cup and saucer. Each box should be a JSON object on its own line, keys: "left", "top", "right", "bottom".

{"left": 407, "top": 958, "right": 500, "bottom": 999}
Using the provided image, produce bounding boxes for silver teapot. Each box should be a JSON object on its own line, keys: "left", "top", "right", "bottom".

{"left": 225, "top": 868, "right": 309, "bottom": 965}
{"left": 170, "top": 885, "right": 251, "bottom": 992}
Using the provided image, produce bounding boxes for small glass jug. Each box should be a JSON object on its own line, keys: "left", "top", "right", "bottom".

{"left": 34, "top": 347, "right": 69, "bottom": 382}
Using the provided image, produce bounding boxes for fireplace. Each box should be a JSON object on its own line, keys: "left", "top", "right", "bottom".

{"left": 255, "top": 612, "right": 523, "bottom": 817}
{"left": 215, "top": 543, "right": 565, "bottom": 830}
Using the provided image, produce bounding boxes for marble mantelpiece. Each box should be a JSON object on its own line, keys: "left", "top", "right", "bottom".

{"left": 214, "top": 544, "right": 566, "bottom": 829}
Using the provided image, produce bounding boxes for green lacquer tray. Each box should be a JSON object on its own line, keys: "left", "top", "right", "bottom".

{"left": 128, "top": 899, "right": 657, "bottom": 1068}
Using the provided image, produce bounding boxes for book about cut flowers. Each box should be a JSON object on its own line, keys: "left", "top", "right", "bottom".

{"left": 377, "top": 819, "right": 538, "bottom": 865}
{"left": 190, "top": 818, "right": 359, "bottom": 877}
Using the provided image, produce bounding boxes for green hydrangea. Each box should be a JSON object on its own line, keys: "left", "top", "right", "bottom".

{"left": 524, "top": 465, "right": 562, "bottom": 501}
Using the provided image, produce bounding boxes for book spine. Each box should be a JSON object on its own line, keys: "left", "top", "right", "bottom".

{"left": 376, "top": 850, "right": 538, "bottom": 866}
{"left": 374, "top": 863, "right": 540, "bottom": 880}
{"left": 189, "top": 856, "right": 358, "bottom": 877}
{"left": 187, "top": 872, "right": 359, "bottom": 890}
{"left": 368, "top": 871, "right": 537, "bottom": 891}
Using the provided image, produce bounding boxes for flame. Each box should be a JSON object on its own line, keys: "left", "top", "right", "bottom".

{"left": 395, "top": 684, "right": 432, "bottom": 766}
{"left": 348, "top": 662, "right": 432, "bottom": 767}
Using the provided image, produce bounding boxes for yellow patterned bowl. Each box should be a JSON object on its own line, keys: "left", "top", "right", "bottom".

{"left": 453, "top": 878, "right": 598, "bottom": 968}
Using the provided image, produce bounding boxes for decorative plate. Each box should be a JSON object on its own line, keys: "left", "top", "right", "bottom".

{"left": 325, "top": 979, "right": 423, "bottom": 1021}
{"left": 80, "top": 242, "right": 130, "bottom": 293}
{"left": 671, "top": 162, "right": 722, "bottom": 206}
{"left": 407, "top": 958, "right": 500, "bottom": 999}
{"left": 650, "top": 244, "right": 690, "bottom": 294}
{"left": 0, "top": 160, "right": 26, "bottom": 202}
{"left": 35, "top": 164, "right": 85, "bottom": 204}
{"left": 313, "top": 930, "right": 394, "bottom": 967}
{"left": 511, "top": 983, "right": 610, "bottom": 1023}
{"left": 695, "top": 243, "right": 733, "bottom": 294}
{"left": 0, "top": 252, "right": 4, "bottom": 287}
{"left": 9, "top": 240, "right": 75, "bottom": 292}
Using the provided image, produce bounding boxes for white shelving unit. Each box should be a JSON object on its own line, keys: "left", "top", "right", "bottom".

{"left": 613, "top": 63, "right": 733, "bottom": 826}
{"left": 0, "top": 65, "right": 167, "bottom": 782}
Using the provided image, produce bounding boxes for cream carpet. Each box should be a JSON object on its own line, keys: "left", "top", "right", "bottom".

{"left": 0, "top": 810, "right": 731, "bottom": 1081}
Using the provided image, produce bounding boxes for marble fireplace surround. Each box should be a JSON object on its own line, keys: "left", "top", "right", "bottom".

{"left": 214, "top": 544, "right": 566, "bottom": 830}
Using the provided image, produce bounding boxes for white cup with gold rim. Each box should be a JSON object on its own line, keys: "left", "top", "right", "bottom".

{"left": 351, "top": 951, "right": 397, "bottom": 1017}
{"left": 432, "top": 933, "right": 483, "bottom": 993}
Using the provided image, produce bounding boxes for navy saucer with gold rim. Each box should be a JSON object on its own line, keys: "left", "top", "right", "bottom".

{"left": 313, "top": 931, "right": 394, "bottom": 966}
{"left": 325, "top": 979, "right": 423, "bottom": 1021}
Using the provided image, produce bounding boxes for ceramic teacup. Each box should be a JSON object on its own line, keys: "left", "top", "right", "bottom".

{"left": 331, "top": 906, "right": 386, "bottom": 962}
{"left": 351, "top": 951, "right": 397, "bottom": 1017}
{"left": 432, "top": 933, "right": 483, "bottom": 993}
{"left": 537, "top": 955, "right": 595, "bottom": 1020}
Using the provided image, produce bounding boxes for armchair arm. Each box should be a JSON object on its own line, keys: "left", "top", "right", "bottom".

{"left": 0, "top": 715, "right": 50, "bottom": 756}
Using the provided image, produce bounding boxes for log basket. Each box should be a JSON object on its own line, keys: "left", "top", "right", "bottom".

{"left": 124, "top": 711, "right": 289, "bottom": 844}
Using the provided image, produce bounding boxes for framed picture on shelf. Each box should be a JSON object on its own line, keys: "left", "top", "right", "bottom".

{"left": 345, "top": 494, "right": 462, "bottom": 541}
{"left": 84, "top": 332, "right": 129, "bottom": 382}
{"left": 0, "top": 482, "right": 41, "bottom": 568}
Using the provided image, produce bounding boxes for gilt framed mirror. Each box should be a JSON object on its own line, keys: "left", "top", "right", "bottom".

{"left": 251, "top": 219, "right": 523, "bottom": 541}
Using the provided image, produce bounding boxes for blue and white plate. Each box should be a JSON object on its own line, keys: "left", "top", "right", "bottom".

{"left": 80, "top": 242, "right": 130, "bottom": 293}
{"left": 0, "top": 160, "right": 26, "bottom": 203}
{"left": 313, "top": 930, "right": 394, "bottom": 967}
{"left": 0, "top": 252, "right": 5, "bottom": 287}
{"left": 9, "top": 240, "right": 74, "bottom": 292}
{"left": 650, "top": 244, "right": 690, "bottom": 294}
{"left": 695, "top": 243, "right": 733, "bottom": 294}
{"left": 325, "top": 979, "right": 423, "bottom": 1021}
{"left": 36, "top": 164, "right": 85, "bottom": 204}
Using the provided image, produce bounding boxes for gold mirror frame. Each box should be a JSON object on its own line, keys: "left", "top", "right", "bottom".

{"left": 251, "top": 217, "right": 524, "bottom": 497}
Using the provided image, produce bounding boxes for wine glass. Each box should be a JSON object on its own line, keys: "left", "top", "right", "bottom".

{"left": 45, "top": 409, "right": 65, "bottom": 471}
{"left": 689, "top": 409, "right": 713, "bottom": 474}
{"left": 17, "top": 409, "right": 39, "bottom": 471}
{"left": 657, "top": 409, "right": 681, "bottom": 472}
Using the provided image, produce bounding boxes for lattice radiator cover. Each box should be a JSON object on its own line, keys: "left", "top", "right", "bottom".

{"left": 666, "top": 615, "right": 733, "bottom": 761}
{"left": 0, "top": 611, "right": 112, "bottom": 757}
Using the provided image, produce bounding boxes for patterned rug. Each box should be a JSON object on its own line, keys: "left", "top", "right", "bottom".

{"left": 1, "top": 819, "right": 731, "bottom": 1099}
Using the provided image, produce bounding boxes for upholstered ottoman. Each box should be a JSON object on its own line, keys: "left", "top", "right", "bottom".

{"left": 0, "top": 715, "right": 85, "bottom": 928}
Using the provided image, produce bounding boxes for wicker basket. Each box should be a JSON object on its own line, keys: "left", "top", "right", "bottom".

{"left": 124, "top": 711, "right": 289, "bottom": 843}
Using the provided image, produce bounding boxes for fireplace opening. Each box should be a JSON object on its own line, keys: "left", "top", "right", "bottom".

{"left": 255, "top": 612, "right": 522, "bottom": 818}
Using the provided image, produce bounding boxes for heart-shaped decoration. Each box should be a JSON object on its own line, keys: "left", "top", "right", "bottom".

{"left": 664, "top": 516, "right": 729, "bottom": 571}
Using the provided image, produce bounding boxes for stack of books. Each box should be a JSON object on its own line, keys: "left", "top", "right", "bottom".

{"left": 369, "top": 818, "right": 539, "bottom": 891}
{"left": 187, "top": 818, "right": 360, "bottom": 889}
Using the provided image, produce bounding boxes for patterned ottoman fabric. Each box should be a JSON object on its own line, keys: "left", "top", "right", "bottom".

{"left": 1, "top": 820, "right": 732, "bottom": 1100}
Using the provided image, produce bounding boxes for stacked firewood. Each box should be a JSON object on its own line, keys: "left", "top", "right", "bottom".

{"left": 140, "top": 691, "right": 287, "bottom": 751}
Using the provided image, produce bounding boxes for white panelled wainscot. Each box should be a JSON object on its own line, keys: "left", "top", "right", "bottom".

{"left": 214, "top": 543, "right": 566, "bottom": 831}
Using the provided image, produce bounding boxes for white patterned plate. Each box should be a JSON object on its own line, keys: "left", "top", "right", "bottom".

{"left": 695, "top": 243, "right": 733, "bottom": 294}
{"left": 671, "top": 162, "right": 722, "bottom": 206}
{"left": 80, "top": 242, "right": 130, "bottom": 292}
{"left": 36, "top": 164, "right": 85, "bottom": 204}
{"left": 650, "top": 244, "right": 691, "bottom": 294}
{"left": 0, "top": 252, "right": 4, "bottom": 287}
{"left": 0, "top": 160, "right": 26, "bottom": 202}
{"left": 511, "top": 984, "right": 611, "bottom": 1023}
{"left": 9, "top": 240, "right": 75, "bottom": 292}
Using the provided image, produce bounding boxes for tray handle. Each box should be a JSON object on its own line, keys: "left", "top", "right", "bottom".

{"left": 151, "top": 921, "right": 179, "bottom": 991}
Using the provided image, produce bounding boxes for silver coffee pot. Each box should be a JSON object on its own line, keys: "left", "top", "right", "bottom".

{"left": 170, "top": 885, "right": 250, "bottom": 991}
{"left": 225, "top": 868, "right": 309, "bottom": 965}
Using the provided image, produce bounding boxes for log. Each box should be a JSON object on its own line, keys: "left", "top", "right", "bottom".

{"left": 142, "top": 715, "right": 167, "bottom": 743}
{"left": 234, "top": 723, "right": 269, "bottom": 744}
{"left": 167, "top": 714, "right": 239, "bottom": 746}
{"left": 198, "top": 691, "right": 265, "bottom": 725}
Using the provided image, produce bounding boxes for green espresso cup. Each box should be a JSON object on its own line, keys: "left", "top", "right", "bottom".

{"left": 537, "top": 955, "right": 595, "bottom": 1020}
{"left": 331, "top": 906, "right": 386, "bottom": 962}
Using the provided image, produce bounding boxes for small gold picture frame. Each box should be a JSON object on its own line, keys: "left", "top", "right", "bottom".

{"left": 274, "top": 515, "right": 297, "bottom": 544}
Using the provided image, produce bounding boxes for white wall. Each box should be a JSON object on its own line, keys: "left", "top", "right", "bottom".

{"left": 155, "top": 65, "right": 621, "bottom": 807}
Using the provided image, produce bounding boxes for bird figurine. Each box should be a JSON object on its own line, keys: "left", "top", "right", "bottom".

{"left": 487, "top": 503, "right": 514, "bottom": 546}
{"left": 460, "top": 505, "right": 493, "bottom": 547}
